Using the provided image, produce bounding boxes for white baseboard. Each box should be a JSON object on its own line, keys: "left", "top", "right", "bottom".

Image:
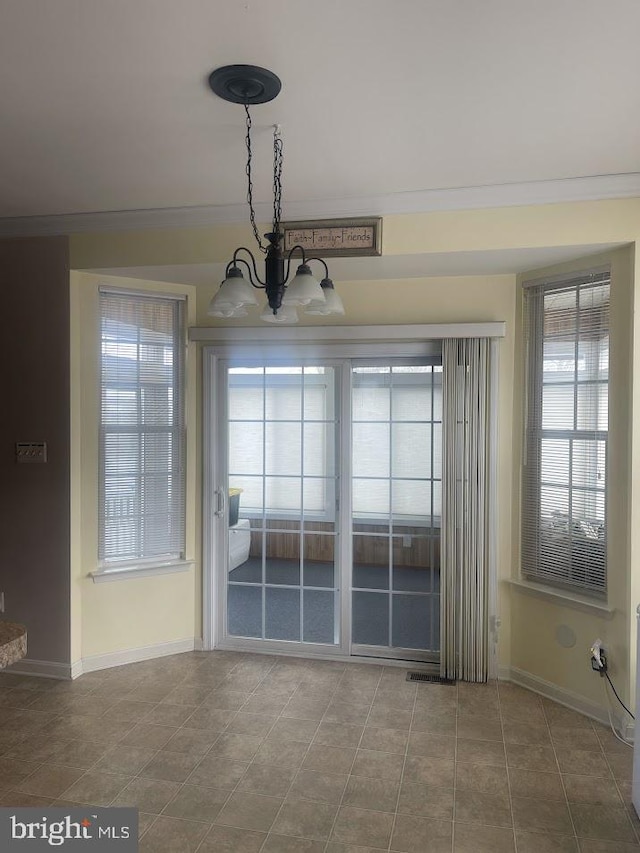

{"left": 7, "top": 658, "right": 74, "bottom": 680}
{"left": 74, "top": 637, "right": 197, "bottom": 678}
{"left": 194, "top": 638, "right": 204, "bottom": 652}
{"left": 504, "top": 664, "right": 631, "bottom": 739}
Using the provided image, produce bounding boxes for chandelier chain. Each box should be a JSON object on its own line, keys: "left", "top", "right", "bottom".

{"left": 244, "top": 104, "right": 267, "bottom": 253}
{"left": 272, "top": 125, "right": 283, "bottom": 239}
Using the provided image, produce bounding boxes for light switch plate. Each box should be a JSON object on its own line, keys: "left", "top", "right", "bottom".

{"left": 16, "top": 442, "right": 47, "bottom": 463}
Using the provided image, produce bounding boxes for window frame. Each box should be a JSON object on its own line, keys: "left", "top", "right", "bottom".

{"left": 96, "top": 287, "right": 188, "bottom": 577}
{"left": 521, "top": 268, "right": 609, "bottom": 599}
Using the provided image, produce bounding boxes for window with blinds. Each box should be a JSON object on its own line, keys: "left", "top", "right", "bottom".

{"left": 99, "top": 290, "right": 186, "bottom": 567}
{"left": 522, "top": 270, "right": 609, "bottom": 596}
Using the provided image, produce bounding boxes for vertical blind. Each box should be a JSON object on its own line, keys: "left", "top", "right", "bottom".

{"left": 522, "top": 271, "right": 609, "bottom": 596}
{"left": 99, "top": 290, "right": 186, "bottom": 565}
{"left": 440, "top": 338, "right": 491, "bottom": 682}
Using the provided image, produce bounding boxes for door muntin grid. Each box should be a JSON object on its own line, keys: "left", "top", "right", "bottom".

{"left": 226, "top": 364, "right": 340, "bottom": 645}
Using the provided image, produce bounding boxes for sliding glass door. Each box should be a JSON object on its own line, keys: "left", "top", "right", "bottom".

{"left": 224, "top": 364, "right": 341, "bottom": 648}
{"left": 351, "top": 364, "right": 441, "bottom": 661}
{"left": 212, "top": 355, "right": 441, "bottom": 662}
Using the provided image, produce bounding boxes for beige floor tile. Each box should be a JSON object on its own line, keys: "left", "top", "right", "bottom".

{"left": 162, "top": 727, "right": 218, "bottom": 757}
{"left": 342, "top": 774, "right": 400, "bottom": 812}
{"left": 454, "top": 822, "right": 516, "bottom": 852}
{"left": 506, "top": 742, "right": 558, "bottom": 772}
{"left": 199, "top": 824, "right": 266, "bottom": 852}
{"left": 407, "top": 730, "right": 455, "bottom": 759}
{"left": 502, "top": 720, "right": 551, "bottom": 747}
{"left": 512, "top": 796, "right": 574, "bottom": 835}
{"left": 404, "top": 754, "right": 454, "bottom": 787}
{"left": 569, "top": 802, "right": 636, "bottom": 843}
{"left": 271, "top": 796, "right": 338, "bottom": 840}
{"left": 289, "top": 769, "right": 348, "bottom": 804}
{"left": 208, "top": 733, "right": 264, "bottom": 762}
{"left": 254, "top": 738, "right": 309, "bottom": 769}
{"left": 454, "top": 789, "right": 512, "bottom": 828}
{"left": 398, "top": 780, "right": 454, "bottom": 820}
{"left": 456, "top": 737, "right": 506, "bottom": 766}
{"left": 14, "top": 763, "right": 85, "bottom": 798}
{"left": 140, "top": 750, "right": 202, "bottom": 783}
{"left": 366, "top": 705, "right": 412, "bottom": 731}
{"left": 578, "top": 841, "right": 640, "bottom": 852}
{"left": 48, "top": 741, "right": 109, "bottom": 770}
{"left": 515, "top": 830, "right": 579, "bottom": 852}
{"left": 0, "top": 757, "right": 43, "bottom": 789}
{"left": 313, "top": 722, "right": 363, "bottom": 749}
{"left": 351, "top": 748, "right": 404, "bottom": 781}
{"left": 283, "top": 698, "right": 331, "bottom": 721}
{"left": 322, "top": 701, "right": 370, "bottom": 726}
{"left": 139, "top": 815, "right": 209, "bottom": 853}
{"left": 184, "top": 707, "right": 236, "bottom": 732}
{"left": 554, "top": 747, "right": 612, "bottom": 777}
{"left": 60, "top": 769, "right": 133, "bottom": 806}
{"left": 508, "top": 768, "right": 565, "bottom": 801}
{"left": 302, "top": 744, "right": 356, "bottom": 775}
{"left": 457, "top": 717, "right": 504, "bottom": 742}
{"left": 563, "top": 774, "right": 623, "bottom": 805}
{"left": 390, "top": 813, "right": 452, "bottom": 852}
{"left": 455, "top": 762, "right": 509, "bottom": 796}
{"left": 550, "top": 727, "right": 603, "bottom": 753}
{"left": 330, "top": 805, "right": 394, "bottom": 848}
{"left": 112, "top": 777, "right": 182, "bottom": 813}
{"left": 261, "top": 833, "right": 326, "bottom": 852}
{"left": 185, "top": 754, "right": 246, "bottom": 789}
{"left": 360, "top": 726, "right": 408, "bottom": 754}
{"left": 215, "top": 791, "right": 284, "bottom": 832}
{"left": 163, "top": 784, "right": 229, "bottom": 822}
{"left": 144, "top": 704, "right": 198, "bottom": 727}
{"left": 268, "top": 717, "right": 319, "bottom": 742}
{"left": 94, "top": 744, "right": 157, "bottom": 775}
{"left": 411, "top": 709, "right": 457, "bottom": 736}
{"left": 121, "top": 723, "right": 178, "bottom": 750}
{"left": 236, "top": 762, "right": 296, "bottom": 798}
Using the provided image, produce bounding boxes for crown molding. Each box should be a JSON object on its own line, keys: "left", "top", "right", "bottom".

{"left": 1, "top": 172, "right": 639, "bottom": 238}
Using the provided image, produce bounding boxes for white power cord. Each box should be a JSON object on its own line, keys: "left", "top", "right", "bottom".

{"left": 603, "top": 677, "right": 633, "bottom": 748}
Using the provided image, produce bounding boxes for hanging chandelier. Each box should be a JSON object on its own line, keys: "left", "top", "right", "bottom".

{"left": 207, "top": 65, "right": 344, "bottom": 324}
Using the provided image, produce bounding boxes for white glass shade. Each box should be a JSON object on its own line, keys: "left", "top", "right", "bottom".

{"left": 282, "top": 265, "right": 325, "bottom": 306}
{"left": 207, "top": 269, "right": 258, "bottom": 317}
{"left": 305, "top": 281, "right": 345, "bottom": 316}
{"left": 260, "top": 302, "right": 299, "bottom": 324}
{"left": 207, "top": 303, "right": 249, "bottom": 319}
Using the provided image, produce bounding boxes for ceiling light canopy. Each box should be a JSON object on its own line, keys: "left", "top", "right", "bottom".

{"left": 207, "top": 65, "right": 344, "bottom": 323}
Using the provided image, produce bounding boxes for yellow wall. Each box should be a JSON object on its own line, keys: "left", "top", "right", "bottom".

{"left": 68, "top": 198, "right": 640, "bottom": 718}
{"left": 69, "top": 272, "right": 198, "bottom": 663}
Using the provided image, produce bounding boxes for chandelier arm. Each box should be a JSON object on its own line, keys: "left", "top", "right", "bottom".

{"left": 283, "top": 244, "right": 308, "bottom": 282}
{"left": 305, "top": 257, "right": 330, "bottom": 279}
{"left": 244, "top": 104, "right": 267, "bottom": 254}
{"left": 231, "top": 247, "right": 267, "bottom": 287}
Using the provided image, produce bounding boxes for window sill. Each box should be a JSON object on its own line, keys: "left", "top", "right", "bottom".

{"left": 89, "top": 560, "right": 194, "bottom": 583}
{"left": 506, "top": 579, "right": 615, "bottom": 619}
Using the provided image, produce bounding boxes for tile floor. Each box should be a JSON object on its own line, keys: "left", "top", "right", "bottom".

{"left": 0, "top": 650, "right": 638, "bottom": 852}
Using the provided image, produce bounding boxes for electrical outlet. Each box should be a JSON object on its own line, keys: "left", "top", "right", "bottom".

{"left": 16, "top": 442, "right": 47, "bottom": 463}
{"left": 0, "top": 592, "right": 4, "bottom": 613}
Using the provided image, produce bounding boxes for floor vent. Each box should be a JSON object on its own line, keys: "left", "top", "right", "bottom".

{"left": 406, "top": 672, "right": 456, "bottom": 685}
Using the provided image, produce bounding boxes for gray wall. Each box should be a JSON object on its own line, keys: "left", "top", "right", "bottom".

{"left": 0, "top": 236, "right": 71, "bottom": 666}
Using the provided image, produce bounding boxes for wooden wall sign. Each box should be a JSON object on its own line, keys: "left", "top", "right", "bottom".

{"left": 282, "top": 217, "right": 382, "bottom": 258}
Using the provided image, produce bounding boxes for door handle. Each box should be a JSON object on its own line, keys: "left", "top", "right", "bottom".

{"left": 214, "top": 487, "right": 227, "bottom": 518}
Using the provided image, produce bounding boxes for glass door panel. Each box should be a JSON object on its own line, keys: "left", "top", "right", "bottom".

{"left": 351, "top": 363, "right": 441, "bottom": 660}
{"left": 225, "top": 364, "right": 340, "bottom": 649}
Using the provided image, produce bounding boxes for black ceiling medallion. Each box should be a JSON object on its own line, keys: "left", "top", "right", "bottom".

{"left": 207, "top": 64, "right": 344, "bottom": 324}
{"left": 208, "top": 64, "right": 282, "bottom": 105}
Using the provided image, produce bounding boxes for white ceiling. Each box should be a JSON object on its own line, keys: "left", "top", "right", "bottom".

{"left": 1, "top": 0, "right": 640, "bottom": 223}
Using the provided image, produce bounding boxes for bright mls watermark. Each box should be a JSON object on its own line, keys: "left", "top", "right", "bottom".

{"left": 0, "top": 808, "right": 138, "bottom": 850}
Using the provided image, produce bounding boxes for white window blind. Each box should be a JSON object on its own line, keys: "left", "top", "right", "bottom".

{"left": 522, "top": 271, "right": 609, "bottom": 596}
{"left": 99, "top": 290, "right": 186, "bottom": 566}
{"left": 228, "top": 368, "right": 333, "bottom": 516}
